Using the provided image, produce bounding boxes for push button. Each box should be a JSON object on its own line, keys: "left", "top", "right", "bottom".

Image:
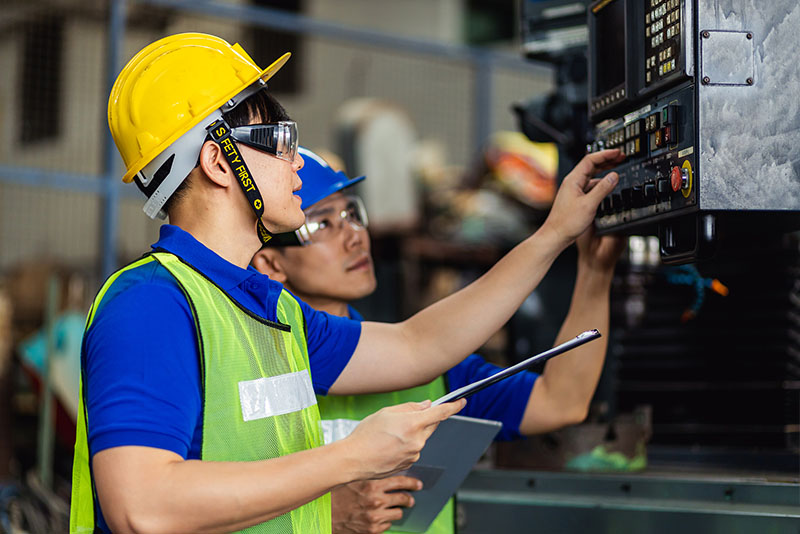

{"left": 670, "top": 166, "right": 688, "bottom": 191}
{"left": 621, "top": 188, "right": 633, "bottom": 210}
{"left": 602, "top": 197, "right": 613, "bottom": 214}
{"left": 657, "top": 178, "right": 671, "bottom": 200}
{"left": 644, "top": 181, "right": 657, "bottom": 204}
{"left": 631, "top": 185, "right": 644, "bottom": 208}
{"left": 663, "top": 125, "right": 673, "bottom": 144}
{"left": 662, "top": 105, "right": 676, "bottom": 126}
{"left": 612, "top": 193, "right": 623, "bottom": 212}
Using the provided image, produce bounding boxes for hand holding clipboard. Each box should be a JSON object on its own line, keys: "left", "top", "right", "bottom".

{"left": 432, "top": 329, "right": 602, "bottom": 406}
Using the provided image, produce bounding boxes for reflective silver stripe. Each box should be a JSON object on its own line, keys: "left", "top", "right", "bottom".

{"left": 238, "top": 370, "right": 316, "bottom": 422}
{"left": 320, "top": 418, "right": 360, "bottom": 444}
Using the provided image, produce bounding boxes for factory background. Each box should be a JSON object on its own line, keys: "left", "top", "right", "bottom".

{"left": 0, "top": 0, "right": 798, "bottom": 532}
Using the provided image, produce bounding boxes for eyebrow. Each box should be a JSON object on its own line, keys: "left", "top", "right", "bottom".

{"left": 306, "top": 206, "right": 336, "bottom": 218}
{"left": 306, "top": 199, "right": 353, "bottom": 218}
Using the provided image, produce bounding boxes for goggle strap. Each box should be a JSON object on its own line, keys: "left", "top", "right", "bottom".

{"left": 206, "top": 118, "right": 274, "bottom": 246}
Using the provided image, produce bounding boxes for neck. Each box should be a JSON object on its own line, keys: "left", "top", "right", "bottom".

{"left": 170, "top": 198, "right": 261, "bottom": 270}
{"left": 288, "top": 290, "right": 350, "bottom": 318}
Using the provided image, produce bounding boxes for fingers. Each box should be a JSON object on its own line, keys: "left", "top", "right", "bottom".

{"left": 382, "top": 490, "right": 416, "bottom": 509}
{"left": 422, "top": 398, "right": 466, "bottom": 424}
{"left": 388, "top": 400, "right": 432, "bottom": 413}
{"left": 586, "top": 171, "right": 619, "bottom": 204}
{"left": 569, "top": 149, "right": 624, "bottom": 188}
{"left": 378, "top": 476, "right": 423, "bottom": 493}
{"left": 583, "top": 177, "right": 602, "bottom": 193}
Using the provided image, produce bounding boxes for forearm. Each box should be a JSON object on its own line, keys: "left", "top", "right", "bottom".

{"left": 96, "top": 440, "right": 357, "bottom": 534}
{"left": 545, "top": 265, "right": 613, "bottom": 420}
{"left": 405, "top": 228, "right": 569, "bottom": 375}
{"left": 518, "top": 265, "right": 613, "bottom": 434}
{"left": 334, "top": 227, "right": 569, "bottom": 394}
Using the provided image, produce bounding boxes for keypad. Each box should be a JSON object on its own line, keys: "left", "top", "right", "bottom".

{"left": 645, "top": 0, "right": 681, "bottom": 86}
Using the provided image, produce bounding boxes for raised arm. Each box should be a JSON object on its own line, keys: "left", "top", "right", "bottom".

{"left": 330, "top": 149, "right": 624, "bottom": 395}
{"left": 518, "top": 227, "right": 624, "bottom": 434}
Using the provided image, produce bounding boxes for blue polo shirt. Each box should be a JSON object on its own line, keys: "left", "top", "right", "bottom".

{"left": 83, "top": 224, "right": 361, "bottom": 467}
{"left": 347, "top": 307, "right": 537, "bottom": 441}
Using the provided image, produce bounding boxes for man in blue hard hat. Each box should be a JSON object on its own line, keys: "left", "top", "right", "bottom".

{"left": 251, "top": 147, "right": 624, "bottom": 534}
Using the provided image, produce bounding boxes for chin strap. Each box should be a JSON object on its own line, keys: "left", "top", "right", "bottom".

{"left": 206, "top": 118, "right": 274, "bottom": 246}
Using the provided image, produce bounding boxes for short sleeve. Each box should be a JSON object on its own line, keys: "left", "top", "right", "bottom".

{"left": 297, "top": 298, "right": 361, "bottom": 395}
{"left": 447, "top": 354, "right": 538, "bottom": 441}
{"left": 83, "top": 265, "right": 202, "bottom": 458}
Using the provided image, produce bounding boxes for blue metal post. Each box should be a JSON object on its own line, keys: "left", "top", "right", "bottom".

{"left": 101, "top": 0, "right": 127, "bottom": 279}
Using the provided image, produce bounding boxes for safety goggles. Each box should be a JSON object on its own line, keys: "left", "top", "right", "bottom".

{"left": 295, "top": 195, "right": 369, "bottom": 245}
{"left": 227, "top": 121, "right": 298, "bottom": 163}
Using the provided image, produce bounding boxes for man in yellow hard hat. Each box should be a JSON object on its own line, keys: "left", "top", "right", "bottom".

{"left": 72, "top": 33, "right": 623, "bottom": 534}
{"left": 252, "top": 147, "right": 623, "bottom": 534}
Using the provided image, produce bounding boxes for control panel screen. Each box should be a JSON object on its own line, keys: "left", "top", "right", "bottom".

{"left": 594, "top": 0, "right": 625, "bottom": 96}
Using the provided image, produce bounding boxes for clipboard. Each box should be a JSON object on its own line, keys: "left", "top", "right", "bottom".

{"left": 432, "top": 329, "right": 601, "bottom": 406}
{"left": 391, "top": 415, "right": 502, "bottom": 532}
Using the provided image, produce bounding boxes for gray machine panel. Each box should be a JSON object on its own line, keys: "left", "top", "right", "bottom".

{"left": 697, "top": 0, "right": 800, "bottom": 210}
{"left": 457, "top": 469, "right": 800, "bottom": 534}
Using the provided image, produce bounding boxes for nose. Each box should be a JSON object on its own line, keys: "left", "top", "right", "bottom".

{"left": 342, "top": 219, "right": 364, "bottom": 250}
{"left": 293, "top": 153, "right": 304, "bottom": 171}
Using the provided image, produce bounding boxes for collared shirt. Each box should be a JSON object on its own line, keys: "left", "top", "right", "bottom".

{"left": 346, "top": 306, "right": 536, "bottom": 441}
{"left": 84, "top": 224, "right": 361, "bottom": 460}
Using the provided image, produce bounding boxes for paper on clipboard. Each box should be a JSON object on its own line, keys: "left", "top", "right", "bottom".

{"left": 432, "top": 329, "right": 602, "bottom": 406}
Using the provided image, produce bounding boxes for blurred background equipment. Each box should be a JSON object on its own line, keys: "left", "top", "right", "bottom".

{"left": 483, "top": 131, "right": 557, "bottom": 210}
{"left": 336, "top": 99, "right": 419, "bottom": 230}
{"left": 515, "top": 0, "right": 592, "bottom": 178}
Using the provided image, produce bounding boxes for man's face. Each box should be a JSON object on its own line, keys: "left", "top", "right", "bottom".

{"left": 240, "top": 143, "right": 306, "bottom": 234}
{"left": 280, "top": 192, "right": 377, "bottom": 302}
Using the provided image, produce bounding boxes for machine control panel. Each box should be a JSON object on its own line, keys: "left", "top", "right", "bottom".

{"left": 591, "top": 85, "right": 695, "bottom": 231}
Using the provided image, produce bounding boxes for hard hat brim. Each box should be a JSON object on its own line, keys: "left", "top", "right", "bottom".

{"left": 301, "top": 174, "right": 366, "bottom": 211}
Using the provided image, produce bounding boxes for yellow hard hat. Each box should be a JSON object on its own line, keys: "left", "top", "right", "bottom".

{"left": 108, "top": 32, "right": 289, "bottom": 186}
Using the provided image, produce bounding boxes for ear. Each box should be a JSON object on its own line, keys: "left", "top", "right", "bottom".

{"left": 198, "top": 139, "right": 232, "bottom": 188}
{"left": 251, "top": 248, "right": 288, "bottom": 283}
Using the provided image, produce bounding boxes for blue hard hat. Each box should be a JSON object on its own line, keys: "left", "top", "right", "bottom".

{"left": 297, "top": 146, "right": 365, "bottom": 210}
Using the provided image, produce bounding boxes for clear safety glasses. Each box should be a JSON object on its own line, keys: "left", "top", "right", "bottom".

{"left": 228, "top": 121, "right": 298, "bottom": 163}
{"left": 295, "top": 195, "right": 369, "bottom": 245}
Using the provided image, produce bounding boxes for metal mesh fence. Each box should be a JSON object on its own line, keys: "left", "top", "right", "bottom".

{"left": 0, "top": 0, "right": 554, "bottom": 280}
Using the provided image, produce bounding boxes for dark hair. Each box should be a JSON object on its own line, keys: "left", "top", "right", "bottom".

{"left": 224, "top": 89, "right": 291, "bottom": 127}
{"left": 164, "top": 89, "right": 290, "bottom": 214}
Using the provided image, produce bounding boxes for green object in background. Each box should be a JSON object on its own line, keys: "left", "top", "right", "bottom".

{"left": 565, "top": 443, "right": 647, "bottom": 473}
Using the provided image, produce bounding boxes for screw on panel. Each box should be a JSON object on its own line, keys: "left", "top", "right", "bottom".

{"left": 701, "top": 30, "right": 710, "bottom": 39}
{"left": 702, "top": 76, "right": 711, "bottom": 84}
{"left": 746, "top": 33, "right": 753, "bottom": 39}
{"left": 746, "top": 77, "right": 754, "bottom": 85}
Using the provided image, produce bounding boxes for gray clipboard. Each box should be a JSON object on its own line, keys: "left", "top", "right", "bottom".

{"left": 390, "top": 415, "right": 501, "bottom": 532}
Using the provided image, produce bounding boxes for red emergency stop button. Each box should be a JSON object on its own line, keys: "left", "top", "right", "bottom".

{"left": 670, "top": 166, "right": 682, "bottom": 191}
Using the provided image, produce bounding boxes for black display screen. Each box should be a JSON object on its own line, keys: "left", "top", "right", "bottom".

{"left": 593, "top": 0, "right": 625, "bottom": 96}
